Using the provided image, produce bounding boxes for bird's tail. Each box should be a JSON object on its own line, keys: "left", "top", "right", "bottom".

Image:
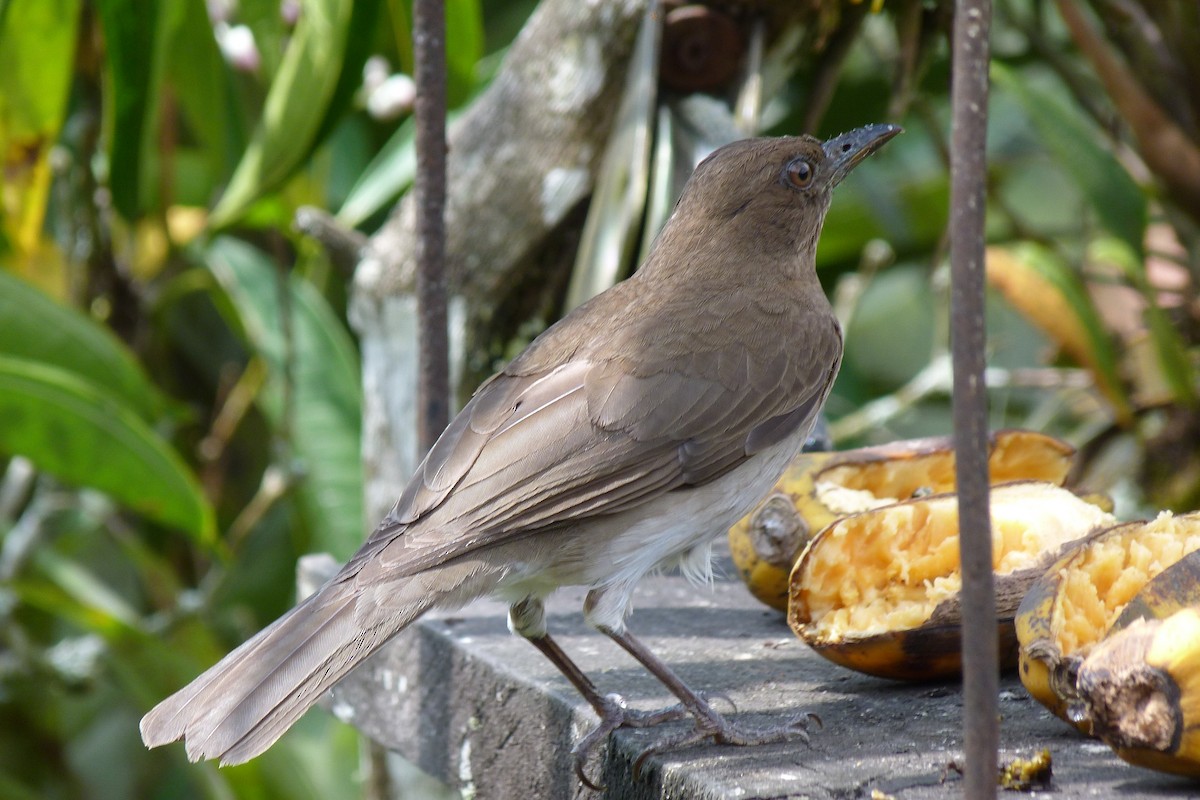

{"left": 140, "top": 559, "right": 493, "bottom": 765}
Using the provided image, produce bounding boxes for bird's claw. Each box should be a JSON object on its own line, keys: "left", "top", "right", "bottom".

{"left": 572, "top": 690, "right": 814, "bottom": 789}
{"left": 572, "top": 693, "right": 690, "bottom": 790}
{"left": 631, "top": 709, "right": 821, "bottom": 781}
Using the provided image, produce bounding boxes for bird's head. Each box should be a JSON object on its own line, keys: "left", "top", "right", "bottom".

{"left": 657, "top": 124, "right": 901, "bottom": 268}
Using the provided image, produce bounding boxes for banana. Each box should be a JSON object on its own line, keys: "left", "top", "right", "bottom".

{"left": 728, "top": 450, "right": 838, "bottom": 612}
{"left": 789, "top": 482, "right": 1114, "bottom": 680}
{"left": 729, "top": 430, "right": 1077, "bottom": 611}
{"left": 1016, "top": 511, "right": 1200, "bottom": 732}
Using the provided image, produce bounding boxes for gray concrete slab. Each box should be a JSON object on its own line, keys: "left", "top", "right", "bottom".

{"left": 313, "top": 545, "right": 1200, "bottom": 799}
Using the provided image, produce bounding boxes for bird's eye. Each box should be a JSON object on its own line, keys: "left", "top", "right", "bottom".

{"left": 784, "top": 158, "right": 815, "bottom": 189}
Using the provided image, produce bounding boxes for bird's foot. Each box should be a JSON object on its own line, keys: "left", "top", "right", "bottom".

{"left": 631, "top": 707, "right": 821, "bottom": 780}
{"left": 573, "top": 692, "right": 734, "bottom": 790}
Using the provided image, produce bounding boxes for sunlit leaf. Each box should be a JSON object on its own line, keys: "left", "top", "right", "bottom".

{"left": 987, "top": 243, "right": 1132, "bottom": 422}
{"left": 307, "top": 0, "right": 386, "bottom": 151}
{"left": 0, "top": 356, "right": 215, "bottom": 541}
{"left": 209, "top": 0, "right": 382, "bottom": 227}
{"left": 0, "top": 0, "right": 81, "bottom": 254}
{"left": 992, "top": 63, "right": 1147, "bottom": 259}
{"left": 0, "top": 270, "right": 167, "bottom": 421}
{"left": 206, "top": 236, "right": 365, "bottom": 556}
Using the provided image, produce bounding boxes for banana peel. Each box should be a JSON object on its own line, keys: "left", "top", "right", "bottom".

{"left": 789, "top": 482, "right": 1115, "bottom": 680}
{"left": 729, "top": 429, "right": 1077, "bottom": 611}
{"left": 1016, "top": 511, "right": 1200, "bottom": 732}
{"left": 1076, "top": 606, "right": 1200, "bottom": 776}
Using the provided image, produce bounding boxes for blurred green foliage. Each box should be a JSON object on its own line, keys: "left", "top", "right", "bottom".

{"left": 1, "top": 0, "right": 1198, "bottom": 798}
{"left": 1, "top": 1, "right": 494, "bottom": 796}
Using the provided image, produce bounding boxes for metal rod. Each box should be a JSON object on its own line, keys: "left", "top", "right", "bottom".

{"left": 949, "top": 0, "right": 997, "bottom": 797}
{"left": 413, "top": 0, "right": 450, "bottom": 455}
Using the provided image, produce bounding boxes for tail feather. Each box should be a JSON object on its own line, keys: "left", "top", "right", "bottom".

{"left": 184, "top": 595, "right": 366, "bottom": 763}
{"left": 140, "top": 603, "right": 307, "bottom": 748}
{"left": 140, "top": 578, "right": 436, "bottom": 765}
{"left": 218, "top": 631, "right": 381, "bottom": 765}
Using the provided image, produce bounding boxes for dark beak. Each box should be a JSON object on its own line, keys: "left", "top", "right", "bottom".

{"left": 823, "top": 123, "right": 903, "bottom": 187}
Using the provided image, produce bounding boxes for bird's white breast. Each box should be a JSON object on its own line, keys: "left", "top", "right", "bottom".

{"left": 598, "top": 424, "right": 807, "bottom": 585}
{"left": 493, "top": 420, "right": 812, "bottom": 630}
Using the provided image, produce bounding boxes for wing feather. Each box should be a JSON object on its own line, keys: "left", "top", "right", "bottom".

{"left": 340, "top": 300, "right": 842, "bottom": 586}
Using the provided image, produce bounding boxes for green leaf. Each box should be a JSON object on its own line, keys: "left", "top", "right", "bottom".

{"left": 0, "top": 773, "right": 44, "bottom": 800}
{"left": 209, "top": 0, "right": 361, "bottom": 227}
{"left": 336, "top": 116, "right": 416, "bottom": 226}
{"left": 206, "top": 236, "right": 364, "bottom": 556}
{"left": 94, "top": 0, "right": 163, "bottom": 219}
{"left": 445, "top": 0, "right": 483, "bottom": 106}
{"left": 844, "top": 266, "right": 936, "bottom": 391}
{"left": 818, "top": 172, "right": 948, "bottom": 268}
{"left": 164, "top": 0, "right": 239, "bottom": 193}
{"left": 335, "top": 99, "right": 472, "bottom": 227}
{"left": 0, "top": 0, "right": 80, "bottom": 141}
{"left": 0, "top": 0, "right": 81, "bottom": 251}
{"left": 387, "top": 0, "right": 481, "bottom": 105}
{"left": 33, "top": 549, "right": 142, "bottom": 630}
{"left": 0, "top": 270, "right": 166, "bottom": 421}
{"left": 0, "top": 356, "right": 215, "bottom": 541}
{"left": 233, "top": 0, "right": 292, "bottom": 77}
{"left": 816, "top": 131, "right": 948, "bottom": 268}
{"left": 307, "top": 0, "right": 385, "bottom": 151}
{"left": 992, "top": 62, "right": 1147, "bottom": 259}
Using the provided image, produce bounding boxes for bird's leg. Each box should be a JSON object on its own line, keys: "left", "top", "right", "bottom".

{"left": 509, "top": 598, "right": 689, "bottom": 788}
{"left": 599, "top": 624, "right": 820, "bottom": 775}
{"left": 524, "top": 630, "right": 685, "bottom": 723}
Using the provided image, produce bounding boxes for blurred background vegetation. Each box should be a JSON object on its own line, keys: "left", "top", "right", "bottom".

{"left": 1, "top": 0, "right": 1198, "bottom": 797}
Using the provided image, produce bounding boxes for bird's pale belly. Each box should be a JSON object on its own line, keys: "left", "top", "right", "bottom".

{"left": 495, "top": 421, "right": 812, "bottom": 622}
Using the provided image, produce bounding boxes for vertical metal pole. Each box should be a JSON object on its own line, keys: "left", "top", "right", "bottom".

{"left": 413, "top": 0, "right": 450, "bottom": 455}
{"left": 950, "top": 0, "right": 996, "bottom": 797}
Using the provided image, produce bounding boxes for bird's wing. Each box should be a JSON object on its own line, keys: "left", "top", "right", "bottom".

{"left": 583, "top": 319, "right": 842, "bottom": 483}
{"left": 343, "top": 314, "right": 842, "bottom": 584}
